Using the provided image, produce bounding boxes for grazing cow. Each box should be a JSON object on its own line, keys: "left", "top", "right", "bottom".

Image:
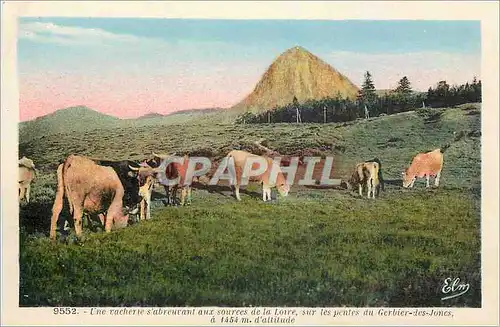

{"left": 92, "top": 159, "right": 144, "bottom": 213}
{"left": 347, "top": 161, "right": 380, "bottom": 199}
{"left": 225, "top": 150, "right": 290, "bottom": 201}
{"left": 402, "top": 148, "right": 446, "bottom": 188}
{"left": 49, "top": 155, "right": 131, "bottom": 241}
{"left": 18, "top": 156, "right": 37, "bottom": 203}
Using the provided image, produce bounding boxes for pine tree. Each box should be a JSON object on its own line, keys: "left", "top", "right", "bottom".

{"left": 358, "top": 71, "right": 377, "bottom": 106}
{"left": 393, "top": 76, "right": 413, "bottom": 111}
{"left": 472, "top": 77, "right": 481, "bottom": 102}
{"left": 395, "top": 76, "right": 412, "bottom": 95}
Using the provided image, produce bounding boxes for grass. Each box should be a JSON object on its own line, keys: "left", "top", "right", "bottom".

{"left": 18, "top": 103, "right": 482, "bottom": 307}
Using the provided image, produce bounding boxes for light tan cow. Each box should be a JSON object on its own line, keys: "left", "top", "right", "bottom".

{"left": 19, "top": 156, "right": 37, "bottom": 203}
{"left": 225, "top": 150, "right": 290, "bottom": 201}
{"left": 347, "top": 161, "right": 380, "bottom": 199}
{"left": 50, "top": 155, "right": 130, "bottom": 241}
{"left": 402, "top": 148, "right": 445, "bottom": 188}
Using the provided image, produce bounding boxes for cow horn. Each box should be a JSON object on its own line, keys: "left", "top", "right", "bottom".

{"left": 152, "top": 152, "right": 169, "bottom": 159}
{"left": 128, "top": 165, "right": 140, "bottom": 171}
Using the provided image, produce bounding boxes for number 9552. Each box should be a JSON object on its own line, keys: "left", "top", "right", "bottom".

{"left": 53, "top": 307, "right": 77, "bottom": 315}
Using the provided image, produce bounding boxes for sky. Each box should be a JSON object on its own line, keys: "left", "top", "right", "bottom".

{"left": 18, "top": 18, "right": 481, "bottom": 121}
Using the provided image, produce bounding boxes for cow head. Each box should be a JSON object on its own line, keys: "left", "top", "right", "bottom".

{"left": 19, "top": 157, "right": 38, "bottom": 178}
{"left": 275, "top": 171, "right": 290, "bottom": 197}
{"left": 277, "top": 181, "right": 290, "bottom": 197}
{"left": 114, "top": 212, "right": 130, "bottom": 230}
{"left": 19, "top": 156, "right": 35, "bottom": 169}
{"left": 144, "top": 156, "right": 162, "bottom": 168}
{"left": 129, "top": 164, "right": 161, "bottom": 189}
{"left": 401, "top": 169, "right": 416, "bottom": 188}
{"left": 152, "top": 152, "right": 175, "bottom": 161}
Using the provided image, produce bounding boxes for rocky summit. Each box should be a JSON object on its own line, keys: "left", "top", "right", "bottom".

{"left": 231, "top": 46, "right": 360, "bottom": 113}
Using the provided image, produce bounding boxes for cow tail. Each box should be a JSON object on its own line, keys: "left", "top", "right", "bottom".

{"left": 372, "top": 162, "right": 380, "bottom": 186}
{"left": 356, "top": 164, "right": 365, "bottom": 183}
{"left": 50, "top": 162, "right": 66, "bottom": 240}
{"left": 63, "top": 160, "right": 74, "bottom": 214}
{"left": 55, "top": 163, "right": 66, "bottom": 205}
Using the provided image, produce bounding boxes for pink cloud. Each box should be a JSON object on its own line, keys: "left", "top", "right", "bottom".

{"left": 19, "top": 70, "right": 260, "bottom": 121}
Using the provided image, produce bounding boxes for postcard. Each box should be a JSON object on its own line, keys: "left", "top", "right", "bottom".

{"left": 1, "top": 1, "right": 499, "bottom": 326}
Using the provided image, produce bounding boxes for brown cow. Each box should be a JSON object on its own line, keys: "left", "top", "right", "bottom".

{"left": 50, "top": 155, "right": 130, "bottom": 241}
{"left": 129, "top": 152, "right": 193, "bottom": 206}
{"left": 347, "top": 161, "right": 380, "bottom": 199}
{"left": 402, "top": 148, "right": 445, "bottom": 188}
{"left": 225, "top": 150, "right": 290, "bottom": 201}
{"left": 140, "top": 152, "right": 194, "bottom": 206}
{"left": 19, "top": 156, "right": 37, "bottom": 203}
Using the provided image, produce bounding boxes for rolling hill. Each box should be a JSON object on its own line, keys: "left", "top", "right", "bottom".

{"left": 19, "top": 106, "right": 119, "bottom": 141}
{"left": 19, "top": 106, "right": 222, "bottom": 141}
{"left": 136, "top": 108, "right": 221, "bottom": 120}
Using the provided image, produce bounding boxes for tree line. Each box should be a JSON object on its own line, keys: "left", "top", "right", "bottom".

{"left": 236, "top": 73, "right": 482, "bottom": 124}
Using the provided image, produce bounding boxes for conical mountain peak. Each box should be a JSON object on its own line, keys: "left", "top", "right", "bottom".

{"left": 231, "top": 47, "right": 359, "bottom": 113}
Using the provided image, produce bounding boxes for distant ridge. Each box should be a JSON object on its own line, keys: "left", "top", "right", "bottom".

{"left": 136, "top": 108, "right": 222, "bottom": 120}
{"left": 23, "top": 105, "right": 119, "bottom": 123}
{"left": 19, "top": 106, "right": 225, "bottom": 141}
{"left": 19, "top": 106, "right": 120, "bottom": 141}
{"left": 136, "top": 112, "right": 166, "bottom": 119}
{"left": 167, "top": 107, "right": 222, "bottom": 116}
{"left": 230, "top": 46, "right": 360, "bottom": 114}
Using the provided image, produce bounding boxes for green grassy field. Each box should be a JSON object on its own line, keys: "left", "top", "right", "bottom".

{"left": 18, "top": 103, "right": 482, "bottom": 307}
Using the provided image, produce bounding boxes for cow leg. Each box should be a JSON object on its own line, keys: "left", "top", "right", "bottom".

{"left": 235, "top": 184, "right": 241, "bottom": 201}
{"left": 19, "top": 186, "right": 25, "bottom": 203}
{"left": 163, "top": 185, "right": 170, "bottom": 206}
{"left": 98, "top": 213, "right": 105, "bottom": 226}
{"left": 186, "top": 187, "right": 192, "bottom": 205}
{"left": 262, "top": 187, "right": 271, "bottom": 202}
{"left": 146, "top": 192, "right": 152, "bottom": 219}
{"left": 104, "top": 209, "right": 114, "bottom": 233}
{"left": 180, "top": 187, "right": 187, "bottom": 206}
{"left": 434, "top": 171, "right": 441, "bottom": 187}
{"left": 358, "top": 184, "right": 363, "bottom": 197}
{"left": 426, "top": 175, "right": 430, "bottom": 188}
{"left": 26, "top": 183, "right": 31, "bottom": 203}
{"left": 172, "top": 185, "right": 179, "bottom": 206}
{"left": 409, "top": 178, "right": 416, "bottom": 188}
{"left": 50, "top": 199, "right": 63, "bottom": 241}
{"left": 72, "top": 205, "right": 84, "bottom": 239}
{"left": 140, "top": 199, "right": 146, "bottom": 220}
{"left": 367, "top": 180, "right": 372, "bottom": 199}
